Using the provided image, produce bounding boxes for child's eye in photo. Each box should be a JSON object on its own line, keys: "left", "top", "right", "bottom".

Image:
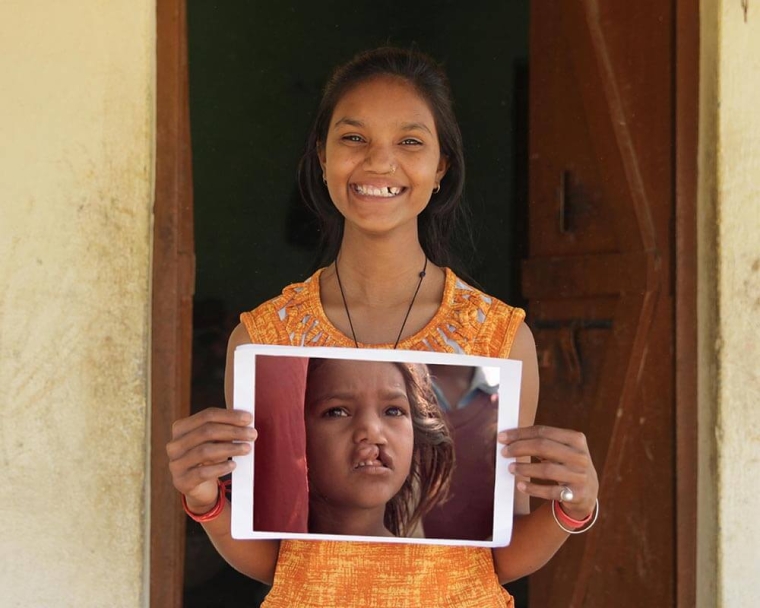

{"left": 323, "top": 406, "right": 348, "bottom": 418}
{"left": 384, "top": 405, "right": 406, "bottom": 416}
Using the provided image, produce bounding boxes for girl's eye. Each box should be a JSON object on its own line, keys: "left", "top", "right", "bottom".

{"left": 385, "top": 406, "right": 407, "bottom": 417}
{"left": 341, "top": 134, "right": 364, "bottom": 143}
{"left": 323, "top": 407, "right": 348, "bottom": 418}
{"left": 400, "top": 138, "right": 422, "bottom": 146}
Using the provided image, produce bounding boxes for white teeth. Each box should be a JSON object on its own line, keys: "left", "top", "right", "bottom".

{"left": 356, "top": 460, "right": 383, "bottom": 468}
{"left": 354, "top": 184, "right": 402, "bottom": 197}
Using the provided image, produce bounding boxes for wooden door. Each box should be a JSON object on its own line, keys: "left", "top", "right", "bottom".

{"left": 524, "top": 2, "right": 678, "bottom": 606}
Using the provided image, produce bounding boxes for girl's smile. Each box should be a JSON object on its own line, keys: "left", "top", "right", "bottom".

{"left": 318, "top": 76, "right": 449, "bottom": 238}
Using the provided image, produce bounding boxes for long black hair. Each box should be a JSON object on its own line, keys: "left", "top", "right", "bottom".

{"left": 298, "top": 47, "right": 471, "bottom": 270}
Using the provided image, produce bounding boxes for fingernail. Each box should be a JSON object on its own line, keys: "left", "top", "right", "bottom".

{"left": 508, "top": 463, "right": 516, "bottom": 473}
{"left": 240, "top": 411, "right": 253, "bottom": 423}
{"left": 501, "top": 445, "right": 510, "bottom": 456}
{"left": 497, "top": 431, "right": 508, "bottom": 443}
{"left": 517, "top": 481, "right": 527, "bottom": 492}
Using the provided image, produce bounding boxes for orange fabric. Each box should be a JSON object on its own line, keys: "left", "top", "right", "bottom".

{"left": 240, "top": 267, "right": 524, "bottom": 607}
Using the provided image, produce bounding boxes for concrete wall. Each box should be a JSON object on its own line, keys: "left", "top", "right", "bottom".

{"left": 0, "top": 2, "right": 155, "bottom": 607}
{"left": 698, "top": 1, "right": 760, "bottom": 606}
{"left": 1, "top": 1, "right": 758, "bottom": 606}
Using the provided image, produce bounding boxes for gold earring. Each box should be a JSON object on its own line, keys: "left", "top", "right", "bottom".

{"left": 433, "top": 184, "right": 441, "bottom": 194}
{"left": 322, "top": 174, "right": 327, "bottom": 185}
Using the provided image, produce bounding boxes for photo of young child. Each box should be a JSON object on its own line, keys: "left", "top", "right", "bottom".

{"left": 304, "top": 358, "right": 454, "bottom": 538}
{"left": 230, "top": 345, "right": 521, "bottom": 547}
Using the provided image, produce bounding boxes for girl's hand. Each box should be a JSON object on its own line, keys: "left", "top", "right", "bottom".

{"left": 166, "top": 408, "right": 257, "bottom": 513}
{"left": 498, "top": 425, "right": 599, "bottom": 521}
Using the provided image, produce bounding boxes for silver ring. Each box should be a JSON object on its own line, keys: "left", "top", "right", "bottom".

{"left": 559, "top": 486, "right": 574, "bottom": 503}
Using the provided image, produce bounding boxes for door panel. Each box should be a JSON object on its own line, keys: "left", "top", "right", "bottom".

{"left": 526, "top": 2, "right": 674, "bottom": 606}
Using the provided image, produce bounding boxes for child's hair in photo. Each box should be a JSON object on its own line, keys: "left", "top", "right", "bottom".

{"left": 306, "top": 359, "right": 455, "bottom": 537}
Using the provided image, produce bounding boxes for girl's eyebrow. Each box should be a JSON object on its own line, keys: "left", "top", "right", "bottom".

{"left": 313, "top": 388, "right": 409, "bottom": 403}
{"left": 399, "top": 121, "right": 433, "bottom": 135}
{"left": 332, "top": 117, "right": 432, "bottom": 135}
{"left": 333, "top": 117, "right": 364, "bottom": 129}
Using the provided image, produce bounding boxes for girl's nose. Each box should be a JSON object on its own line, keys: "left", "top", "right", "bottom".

{"left": 363, "top": 141, "right": 396, "bottom": 175}
{"left": 352, "top": 412, "right": 386, "bottom": 444}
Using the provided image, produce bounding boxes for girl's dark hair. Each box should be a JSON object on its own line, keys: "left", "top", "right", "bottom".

{"left": 306, "top": 359, "right": 454, "bottom": 537}
{"left": 298, "top": 47, "right": 468, "bottom": 270}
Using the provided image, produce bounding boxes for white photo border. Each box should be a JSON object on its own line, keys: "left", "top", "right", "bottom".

{"left": 231, "top": 344, "right": 522, "bottom": 547}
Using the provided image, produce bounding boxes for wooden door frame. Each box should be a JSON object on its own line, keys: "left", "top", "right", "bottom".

{"left": 149, "top": 1, "right": 698, "bottom": 605}
{"left": 674, "top": 0, "right": 698, "bottom": 606}
{"left": 152, "top": 1, "right": 194, "bottom": 606}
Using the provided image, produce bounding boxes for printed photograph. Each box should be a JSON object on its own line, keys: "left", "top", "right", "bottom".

{"left": 231, "top": 345, "right": 521, "bottom": 547}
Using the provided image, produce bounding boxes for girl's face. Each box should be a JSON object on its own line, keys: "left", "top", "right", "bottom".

{"left": 318, "top": 76, "right": 449, "bottom": 238}
{"left": 305, "top": 360, "right": 414, "bottom": 516}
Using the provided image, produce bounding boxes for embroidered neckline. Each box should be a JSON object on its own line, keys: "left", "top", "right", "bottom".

{"left": 303, "top": 266, "right": 458, "bottom": 350}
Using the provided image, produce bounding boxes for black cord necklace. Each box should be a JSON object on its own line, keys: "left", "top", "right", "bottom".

{"left": 334, "top": 255, "right": 428, "bottom": 349}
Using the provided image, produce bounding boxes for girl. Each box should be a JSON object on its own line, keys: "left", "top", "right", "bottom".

{"left": 168, "top": 47, "right": 599, "bottom": 607}
{"left": 304, "top": 358, "right": 453, "bottom": 538}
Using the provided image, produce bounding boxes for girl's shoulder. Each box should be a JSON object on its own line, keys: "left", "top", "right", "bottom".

{"left": 239, "top": 269, "right": 328, "bottom": 347}
{"left": 240, "top": 268, "right": 525, "bottom": 357}
{"left": 438, "top": 271, "right": 526, "bottom": 358}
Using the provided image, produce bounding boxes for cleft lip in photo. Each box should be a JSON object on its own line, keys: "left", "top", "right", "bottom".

{"left": 352, "top": 445, "right": 393, "bottom": 472}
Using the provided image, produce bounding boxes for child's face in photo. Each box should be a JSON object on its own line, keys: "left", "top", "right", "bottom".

{"left": 305, "top": 360, "right": 414, "bottom": 520}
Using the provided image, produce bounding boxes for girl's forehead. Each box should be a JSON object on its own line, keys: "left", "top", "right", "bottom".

{"left": 330, "top": 76, "right": 436, "bottom": 130}
{"left": 308, "top": 359, "right": 407, "bottom": 392}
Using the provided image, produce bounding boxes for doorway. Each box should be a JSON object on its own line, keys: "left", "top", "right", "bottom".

{"left": 152, "top": 1, "right": 698, "bottom": 607}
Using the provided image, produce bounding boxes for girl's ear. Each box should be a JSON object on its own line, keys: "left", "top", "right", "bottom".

{"left": 317, "top": 143, "right": 327, "bottom": 173}
{"left": 435, "top": 154, "right": 449, "bottom": 183}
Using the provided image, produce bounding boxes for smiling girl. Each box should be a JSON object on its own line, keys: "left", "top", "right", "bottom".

{"left": 167, "top": 47, "right": 599, "bottom": 607}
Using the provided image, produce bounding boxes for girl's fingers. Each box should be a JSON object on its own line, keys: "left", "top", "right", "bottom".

{"left": 508, "top": 461, "right": 587, "bottom": 486}
{"left": 499, "top": 425, "right": 588, "bottom": 452}
{"left": 514, "top": 479, "right": 597, "bottom": 519}
{"left": 501, "top": 425, "right": 600, "bottom": 517}
{"left": 169, "top": 440, "right": 251, "bottom": 475}
{"left": 167, "top": 421, "right": 257, "bottom": 460}
{"left": 501, "top": 437, "right": 591, "bottom": 471}
{"left": 171, "top": 407, "right": 253, "bottom": 441}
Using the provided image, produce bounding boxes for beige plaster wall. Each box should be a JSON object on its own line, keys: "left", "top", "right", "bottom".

{"left": 0, "top": 2, "right": 155, "bottom": 607}
{"left": 699, "top": 1, "right": 760, "bottom": 606}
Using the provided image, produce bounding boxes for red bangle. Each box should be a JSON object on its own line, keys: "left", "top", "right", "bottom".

{"left": 551, "top": 499, "right": 600, "bottom": 534}
{"left": 553, "top": 500, "right": 593, "bottom": 528}
{"left": 182, "top": 479, "right": 230, "bottom": 523}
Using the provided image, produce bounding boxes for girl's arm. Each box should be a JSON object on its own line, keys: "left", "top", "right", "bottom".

{"left": 165, "top": 323, "right": 280, "bottom": 584}
{"left": 491, "top": 323, "right": 599, "bottom": 583}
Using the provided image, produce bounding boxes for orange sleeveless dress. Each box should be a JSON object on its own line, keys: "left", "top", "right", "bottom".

{"left": 240, "top": 267, "right": 524, "bottom": 608}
